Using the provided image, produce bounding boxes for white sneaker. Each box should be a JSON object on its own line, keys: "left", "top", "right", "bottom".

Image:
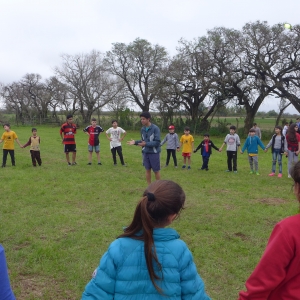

{"left": 288, "top": 174, "right": 291, "bottom": 178}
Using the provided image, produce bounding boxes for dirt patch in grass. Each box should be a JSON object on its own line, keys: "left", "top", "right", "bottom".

{"left": 14, "top": 274, "right": 74, "bottom": 300}
{"left": 258, "top": 198, "right": 287, "bottom": 205}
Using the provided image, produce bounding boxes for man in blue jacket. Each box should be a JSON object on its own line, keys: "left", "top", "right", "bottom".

{"left": 128, "top": 111, "right": 161, "bottom": 184}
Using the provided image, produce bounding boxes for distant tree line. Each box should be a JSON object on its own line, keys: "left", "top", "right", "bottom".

{"left": 1, "top": 21, "right": 300, "bottom": 133}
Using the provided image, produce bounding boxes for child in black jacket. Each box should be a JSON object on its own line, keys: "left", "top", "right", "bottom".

{"left": 194, "top": 133, "right": 220, "bottom": 170}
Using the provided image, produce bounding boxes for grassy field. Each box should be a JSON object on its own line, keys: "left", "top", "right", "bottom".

{"left": 0, "top": 125, "right": 297, "bottom": 299}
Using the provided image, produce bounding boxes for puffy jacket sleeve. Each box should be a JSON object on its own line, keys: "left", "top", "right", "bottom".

{"left": 179, "top": 245, "right": 211, "bottom": 300}
{"left": 145, "top": 126, "right": 161, "bottom": 148}
{"left": 81, "top": 242, "right": 119, "bottom": 300}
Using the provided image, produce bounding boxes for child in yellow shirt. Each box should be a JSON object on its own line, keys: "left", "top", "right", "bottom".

{"left": 0, "top": 124, "right": 22, "bottom": 167}
{"left": 179, "top": 127, "right": 194, "bottom": 170}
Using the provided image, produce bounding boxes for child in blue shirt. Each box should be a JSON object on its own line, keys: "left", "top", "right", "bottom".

{"left": 194, "top": 133, "right": 220, "bottom": 171}
{"left": 241, "top": 128, "right": 265, "bottom": 175}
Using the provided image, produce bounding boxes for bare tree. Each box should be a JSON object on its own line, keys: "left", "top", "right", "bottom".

{"left": 55, "top": 50, "right": 120, "bottom": 123}
{"left": 105, "top": 38, "right": 169, "bottom": 112}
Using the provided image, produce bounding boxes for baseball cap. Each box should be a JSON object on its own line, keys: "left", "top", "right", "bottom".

{"left": 168, "top": 125, "right": 175, "bottom": 129}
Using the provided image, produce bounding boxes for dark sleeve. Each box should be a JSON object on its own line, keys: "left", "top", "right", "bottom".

{"left": 194, "top": 142, "right": 201, "bottom": 152}
{"left": 211, "top": 141, "right": 219, "bottom": 151}
{"left": 23, "top": 137, "right": 32, "bottom": 148}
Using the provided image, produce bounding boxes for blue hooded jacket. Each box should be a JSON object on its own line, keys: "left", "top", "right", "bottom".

{"left": 82, "top": 228, "right": 210, "bottom": 300}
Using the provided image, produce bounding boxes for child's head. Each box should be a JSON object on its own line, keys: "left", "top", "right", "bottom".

{"left": 253, "top": 123, "right": 257, "bottom": 127}
{"left": 274, "top": 125, "right": 282, "bottom": 135}
{"left": 112, "top": 120, "right": 118, "bottom": 128}
{"left": 168, "top": 125, "right": 175, "bottom": 133}
{"left": 91, "top": 118, "right": 97, "bottom": 126}
{"left": 120, "top": 180, "right": 185, "bottom": 292}
{"left": 3, "top": 124, "right": 10, "bottom": 131}
{"left": 184, "top": 126, "right": 190, "bottom": 135}
{"left": 249, "top": 128, "right": 256, "bottom": 136}
{"left": 32, "top": 128, "right": 37, "bottom": 136}
{"left": 66, "top": 114, "right": 73, "bottom": 124}
{"left": 229, "top": 125, "right": 236, "bottom": 134}
{"left": 203, "top": 133, "right": 210, "bottom": 140}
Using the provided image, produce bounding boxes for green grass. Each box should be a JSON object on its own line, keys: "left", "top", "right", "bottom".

{"left": 0, "top": 125, "right": 297, "bottom": 299}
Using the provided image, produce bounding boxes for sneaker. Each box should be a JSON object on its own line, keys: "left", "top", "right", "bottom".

{"left": 249, "top": 171, "right": 254, "bottom": 174}
{"left": 68, "top": 162, "right": 71, "bottom": 166}
{"left": 205, "top": 168, "right": 209, "bottom": 171}
{"left": 72, "top": 162, "right": 77, "bottom": 165}
{"left": 98, "top": 162, "right": 102, "bottom": 165}
{"left": 187, "top": 166, "right": 191, "bottom": 170}
{"left": 175, "top": 166, "right": 178, "bottom": 168}
{"left": 87, "top": 162, "right": 92, "bottom": 165}
{"left": 114, "top": 164, "right": 117, "bottom": 166}
{"left": 234, "top": 171, "right": 238, "bottom": 173}
{"left": 288, "top": 174, "right": 291, "bottom": 178}
{"left": 122, "top": 164, "right": 127, "bottom": 167}
{"left": 225, "top": 170, "right": 232, "bottom": 172}
{"left": 278, "top": 173, "right": 282, "bottom": 178}
{"left": 182, "top": 165, "right": 186, "bottom": 169}
{"left": 1, "top": 165, "right": 5, "bottom": 168}
{"left": 268, "top": 172, "right": 275, "bottom": 176}
{"left": 198, "top": 168, "right": 204, "bottom": 170}
{"left": 163, "top": 165, "right": 168, "bottom": 168}
{"left": 12, "top": 164, "right": 15, "bottom": 166}
{"left": 256, "top": 172, "right": 260, "bottom": 175}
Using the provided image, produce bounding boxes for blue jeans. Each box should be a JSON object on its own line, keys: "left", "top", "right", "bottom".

{"left": 272, "top": 149, "right": 282, "bottom": 173}
{"left": 201, "top": 155, "right": 210, "bottom": 169}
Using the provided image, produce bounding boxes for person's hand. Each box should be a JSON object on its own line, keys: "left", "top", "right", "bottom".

{"left": 219, "top": 148, "right": 223, "bottom": 152}
{"left": 264, "top": 149, "right": 268, "bottom": 153}
{"left": 193, "top": 150, "right": 196, "bottom": 153}
{"left": 240, "top": 151, "right": 243, "bottom": 154}
{"left": 137, "top": 141, "right": 146, "bottom": 147}
{"left": 127, "top": 139, "right": 135, "bottom": 145}
{"left": 176, "top": 148, "right": 180, "bottom": 152}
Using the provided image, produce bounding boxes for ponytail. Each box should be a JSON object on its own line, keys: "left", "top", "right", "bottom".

{"left": 118, "top": 180, "right": 185, "bottom": 293}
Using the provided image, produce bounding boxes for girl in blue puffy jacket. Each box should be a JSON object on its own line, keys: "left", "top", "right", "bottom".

{"left": 81, "top": 180, "right": 211, "bottom": 300}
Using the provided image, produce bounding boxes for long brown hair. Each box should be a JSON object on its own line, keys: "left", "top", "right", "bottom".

{"left": 287, "top": 123, "right": 298, "bottom": 143}
{"left": 118, "top": 180, "right": 185, "bottom": 292}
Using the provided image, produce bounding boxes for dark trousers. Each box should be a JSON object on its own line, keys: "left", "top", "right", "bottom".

{"left": 201, "top": 155, "right": 210, "bottom": 169}
{"left": 30, "top": 150, "right": 42, "bottom": 166}
{"left": 166, "top": 149, "right": 177, "bottom": 166}
{"left": 227, "top": 150, "right": 237, "bottom": 171}
{"left": 2, "top": 149, "right": 15, "bottom": 166}
{"left": 111, "top": 146, "right": 125, "bottom": 165}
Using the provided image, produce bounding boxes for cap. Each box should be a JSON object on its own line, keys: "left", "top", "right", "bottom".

{"left": 168, "top": 125, "right": 175, "bottom": 130}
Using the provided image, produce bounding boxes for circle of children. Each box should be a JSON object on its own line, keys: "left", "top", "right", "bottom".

{"left": 2, "top": 112, "right": 300, "bottom": 300}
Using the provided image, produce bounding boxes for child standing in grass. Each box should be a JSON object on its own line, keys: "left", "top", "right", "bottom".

{"left": 0, "top": 124, "right": 22, "bottom": 167}
{"left": 81, "top": 180, "right": 211, "bottom": 300}
{"left": 160, "top": 125, "right": 180, "bottom": 168}
{"left": 241, "top": 128, "right": 265, "bottom": 175}
{"left": 179, "top": 126, "right": 194, "bottom": 170}
{"left": 264, "top": 126, "right": 287, "bottom": 178}
{"left": 194, "top": 133, "right": 220, "bottom": 171}
{"left": 219, "top": 125, "right": 241, "bottom": 173}
{"left": 105, "top": 120, "right": 127, "bottom": 166}
{"left": 239, "top": 161, "right": 300, "bottom": 299}
{"left": 83, "top": 118, "right": 104, "bottom": 165}
{"left": 285, "top": 123, "right": 300, "bottom": 178}
{"left": 22, "top": 128, "right": 42, "bottom": 167}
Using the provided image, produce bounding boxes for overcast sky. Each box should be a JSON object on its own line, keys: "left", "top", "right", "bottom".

{"left": 1, "top": 0, "right": 299, "bottom": 113}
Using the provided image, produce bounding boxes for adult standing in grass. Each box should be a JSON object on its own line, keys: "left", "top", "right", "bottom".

{"left": 285, "top": 123, "right": 300, "bottom": 178}
{"left": 0, "top": 123, "right": 23, "bottom": 167}
{"left": 83, "top": 118, "right": 104, "bottom": 165}
{"left": 239, "top": 161, "right": 300, "bottom": 299}
{"left": 0, "top": 245, "right": 16, "bottom": 300}
{"left": 60, "top": 114, "right": 77, "bottom": 166}
{"left": 251, "top": 123, "right": 261, "bottom": 139}
{"left": 81, "top": 180, "right": 211, "bottom": 300}
{"left": 105, "top": 120, "right": 127, "bottom": 166}
{"left": 127, "top": 112, "right": 161, "bottom": 184}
